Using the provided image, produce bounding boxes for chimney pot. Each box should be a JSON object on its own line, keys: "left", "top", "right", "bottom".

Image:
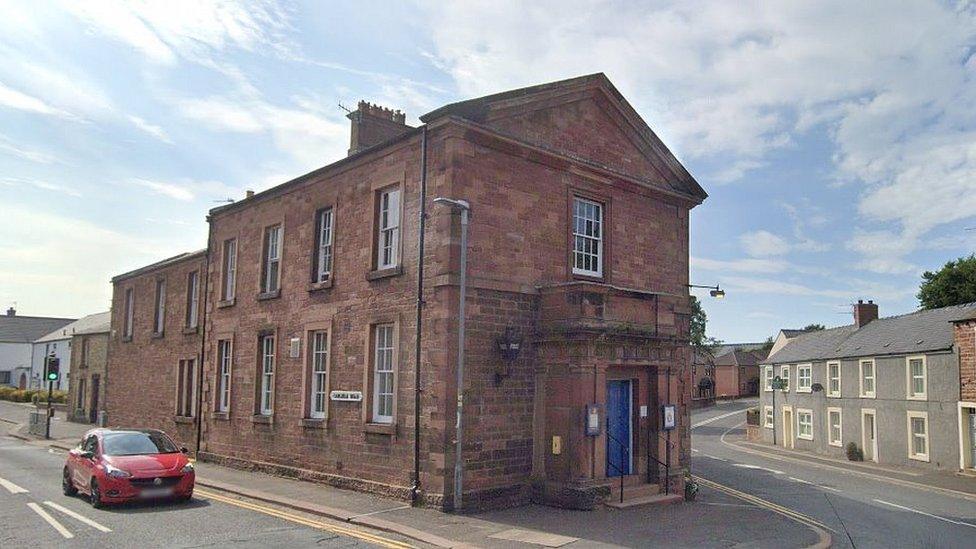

{"left": 5, "top": 307, "right": 14, "bottom": 316}
{"left": 245, "top": 190, "right": 255, "bottom": 199}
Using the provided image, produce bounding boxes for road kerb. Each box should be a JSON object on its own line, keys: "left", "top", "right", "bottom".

{"left": 694, "top": 476, "right": 832, "bottom": 549}
{"left": 195, "top": 478, "right": 460, "bottom": 548}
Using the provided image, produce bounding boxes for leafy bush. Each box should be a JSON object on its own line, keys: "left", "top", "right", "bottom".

{"left": 846, "top": 441, "right": 864, "bottom": 461}
{"left": 0, "top": 386, "right": 67, "bottom": 404}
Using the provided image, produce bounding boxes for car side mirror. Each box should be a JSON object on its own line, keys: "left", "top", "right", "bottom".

{"left": 80, "top": 451, "right": 94, "bottom": 460}
{"left": 180, "top": 447, "right": 188, "bottom": 454}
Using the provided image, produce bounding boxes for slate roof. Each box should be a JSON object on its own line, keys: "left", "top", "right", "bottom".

{"left": 0, "top": 315, "right": 75, "bottom": 343}
{"left": 715, "top": 349, "right": 767, "bottom": 367}
{"left": 766, "top": 302, "right": 976, "bottom": 364}
{"left": 112, "top": 249, "right": 207, "bottom": 283}
{"left": 714, "top": 342, "right": 766, "bottom": 357}
{"left": 780, "top": 328, "right": 810, "bottom": 339}
{"left": 35, "top": 312, "right": 111, "bottom": 342}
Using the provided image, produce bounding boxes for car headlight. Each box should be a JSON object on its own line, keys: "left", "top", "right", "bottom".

{"left": 181, "top": 463, "right": 194, "bottom": 474}
{"left": 104, "top": 464, "right": 131, "bottom": 478}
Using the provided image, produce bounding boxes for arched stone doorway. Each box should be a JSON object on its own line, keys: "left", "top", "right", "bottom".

{"left": 18, "top": 373, "right": 27, "bottom": 389}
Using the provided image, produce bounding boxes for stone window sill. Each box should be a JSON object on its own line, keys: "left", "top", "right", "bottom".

{"left": 301, "top": 418, "right": 326, "bottom": 429}
{"left": 151, "top": 332, "right": 165, "bottom": 340}
{"left": 211, "top": 411, "right": 229, "bottom": 421}
{"left": 182, "top": 326, "right": 199, "bottom": 335}
{"left": 217, "top": 298, "right": 236, "bottom": 309}
{"left": 571, "top": 272, "right": 605, "bottom": 284}
{"left": 308, "top": 278, "right": 334, "bottom": 293}
{"left": 251, "top": 414, "right": 273, "bottom": 425}
{"left": 367, "top": 265, "right": 402, "bottom": 281}
{"left": 257, "top": 289, "right": 281, "bottom": 301}
{"left": 173, "top": 415, "right": 194, "bottom": 425}
{"left": 122, "top": 336, "right": 132, "bottom": 343}
{"left": 364, "top": 422, "right": 395, "bottom": 435}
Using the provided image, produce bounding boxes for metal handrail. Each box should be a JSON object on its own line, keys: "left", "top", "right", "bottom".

{"left": 605, "top": 430, "right": 628, "bottom": 504}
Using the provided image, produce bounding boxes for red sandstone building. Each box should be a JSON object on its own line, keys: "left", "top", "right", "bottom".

{"left": 106, "top": 74, "right": 707, "bottom": 510}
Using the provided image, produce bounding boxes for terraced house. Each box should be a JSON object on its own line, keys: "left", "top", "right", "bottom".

{"left": 760, "top": 300, "right": 976, "bottom": 471}
{"left": 106, "top": 74, "right": 707, "bottom": 511}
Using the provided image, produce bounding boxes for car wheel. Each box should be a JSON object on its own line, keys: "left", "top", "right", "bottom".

{"left": 89, "top": 479, "right": 103, "bottom": 509}
{"left": 62, "top": 469, "right": 77, "bottom": 496}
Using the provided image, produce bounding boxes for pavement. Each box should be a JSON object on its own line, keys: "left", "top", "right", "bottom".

{"left": 0, "top": 402, "right": 831, "bottom": 548}
{"left": 692, "top": 398, "right": 976, "bottom": 549}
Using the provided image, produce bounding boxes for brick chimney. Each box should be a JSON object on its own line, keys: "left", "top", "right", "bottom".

{"left": 6, "top": 306, "right": 15, "bottom": 316}
{"left": 854, "top": 299, "right": 878, "bottom": 328}
{"left": 347, "top": 101, "right": 411, "bottom": 156}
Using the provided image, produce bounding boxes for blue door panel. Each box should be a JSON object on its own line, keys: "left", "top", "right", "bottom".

{"left": 606, "top": 380, "right": 631, "bottom": 477}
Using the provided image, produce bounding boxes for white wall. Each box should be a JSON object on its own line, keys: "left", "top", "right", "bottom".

{"left": 30, "top": 338, "right": 72, "bottom": 391}
{"left": 0, "top": 342, "right": 33, "bottom": 387}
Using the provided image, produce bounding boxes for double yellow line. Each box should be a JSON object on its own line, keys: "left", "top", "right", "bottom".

{"left": 195, "top": 488, "right": 414, "bottom": 549}
{"left": 694, "top": 476, "right": 834, "bottom": 546}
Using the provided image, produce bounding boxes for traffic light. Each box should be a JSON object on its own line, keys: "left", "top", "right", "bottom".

{"left": 45, "top": 357, "right": 60, "bottom": 382}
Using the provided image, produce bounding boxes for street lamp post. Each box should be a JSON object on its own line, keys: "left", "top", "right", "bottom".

{"left": 434, "top": 197, "right": 471, "bottom": 513}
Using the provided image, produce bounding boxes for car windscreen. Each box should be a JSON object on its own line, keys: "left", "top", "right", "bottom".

{"left": 101, "top": 432, "right": 179, "bottom": 456}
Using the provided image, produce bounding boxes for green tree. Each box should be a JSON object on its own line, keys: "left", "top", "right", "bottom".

{"left": 802, "top": 323, "right": 825, "bottom": 332}
{"left": 759, "top": 336, "right": 774, "bottom": 354}
{"left": 918, "top": 255, "right": 976, "bottom": 309}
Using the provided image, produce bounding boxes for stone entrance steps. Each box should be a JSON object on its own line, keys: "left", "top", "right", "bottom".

{"left": 605, "top": 479, "right": 683, "bottom": 509}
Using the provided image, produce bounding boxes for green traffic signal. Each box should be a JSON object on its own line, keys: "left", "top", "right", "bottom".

{"left": 45, "top": 357, "right": 60, "bottom": 381}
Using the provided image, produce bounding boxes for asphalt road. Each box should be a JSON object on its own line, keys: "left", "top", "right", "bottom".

{"left": 692, "top": 399, "right": 976, "bottom": 549}
{"left": 0, "top": 423, "right": 417, "bottom": 548}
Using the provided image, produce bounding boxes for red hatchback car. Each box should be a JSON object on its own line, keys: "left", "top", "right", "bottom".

{"left": 63, "top": 428, "right": 195, "bottom": 508}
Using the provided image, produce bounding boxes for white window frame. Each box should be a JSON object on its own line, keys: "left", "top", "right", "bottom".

{"left": 259, "top": 335, "right": 275, "bottom": 416}
{"left": 826, "top": 361, "right": 841, "bottom": 398}
{"left": 764, "top": 365, "right": 773, "bottom": 392}
{"left": 764, "top": 406, "right": 774, "bottom": 429}
{"left": 859, "top": 359, "right": 876, "bottom": 398}
{"left": 371, "top": 324, "right": 395, "bottom": 424}
{"left": 377, "top": 188, "right": 400, "bottom": 270}
{"left": 175, "top": 359, "right": 196, "bottom": 417}
{"left": 262, "top": 225, "right": 282, "bottom": 294}
{"left": 123, "top": 288, "right": 134, "bottom": 338}
{"left": 906, "top": 355, "right": 927, "bottom": 401}
{"left": 780, "top": 365, "right": 791, "bottom": 392}
{"left": 827, "top": 407, "right": 843, "bottom": 447}
{"left": 572, "top": 197, "right": 604, "bottom": 277}
{"left": 217, "top": 339, "right": 232, "bottom": 413}
{"left": 186, "top": 270, "right": 199, "bottom": 329}
{"left": 797, "top": 363, "right": 813, "bottom": 393}
{"left": 153, "top": 279, "right": 166, "bottom": 335}
{"left": 309, "top": 330, "right": 330, "bottom": 419}
{"left": 315, "top": 208, "right": 334, "bottom": 283}
{"left": 907, "top": 410, "right": 929, "bottom": 462}
{"left": 222, "top": 238, "right": 237, "bottom": 301}
{"left": 797, "top": 409, "right": 814, "bottom": 441}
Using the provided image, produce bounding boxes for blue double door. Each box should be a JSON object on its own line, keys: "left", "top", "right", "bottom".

{"left": 606, "top": 379, "right": 633, "bottom": 478}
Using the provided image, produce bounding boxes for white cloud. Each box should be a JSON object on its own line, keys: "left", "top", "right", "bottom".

{"left": 130, "top": 178, "right": 242, "bottom": 203}
{"left": 739, "top": 230, "right": 789, "bottom": 257}
{"left": 0, "top": 134, "right": 60, "bottom": 164}
{"left": 721, "top": 275, "right": 913, "bottom": 302}
{"left": 0, "top": 81, "right": 74, "bottom": 118}
{"left": 1, "top": 177, "right": 81, "bottom": 197}
{"left": 846, "top": 229, "right": 918, "bottom": 274}
{"left": 127, "top": 115, "right": 173, "bottom": 144}
{"left": 132, "top": 178, "right": 196, "bottom": 201}
{"left": 692, "top": 256, "right": 789, "bottom": 274}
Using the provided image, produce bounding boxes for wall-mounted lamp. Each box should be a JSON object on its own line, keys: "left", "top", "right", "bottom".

{"left": 688, "top": 283, "right": 725, "bottom": 299}
{"left": 494, "top": 326, "right": 523, "bottom": 385}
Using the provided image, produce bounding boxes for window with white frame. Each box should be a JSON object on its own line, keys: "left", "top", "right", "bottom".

{"left": 262, "top": 225, "right": 282, "bottom": 294}
{"left": 572, "top": 197, "right": 603, "bottom": 277}
{"left": 175, "top": 359, "right": 195, "bottom": 417}
{"left": 764, "top": 366, "right": 773, "bottom": 391}
{"left": 153, "top": 279, "right": 166, "bottom": 335}
{"left": 222, "top": 238, "right": 237, "bottom": 301}
{"left": 797, "top": 409, "right": 813, "bottom": 440}
{"left": 907, "top": 411, "right": 929, "bottom": 461}
{"left": 259, "top": 335, "right": 275, "bottom": 415}
{"left": 185, "top": 270, "right": 199, "bottom": 329}
{"left": 376, "top": 188, "right": 400, "bottom": 270}
{"left": 764, "top": 406, "right": 774, "bottom": 428}
{"left": 907, "top": 356, "right": 927, "bottom": 400}
{"left": 309, "top": 330, "right": 329, "bottom": 419}
{"left": 371, "top": 324, "right": 395, "bottom": 423}
{"left": 859, "top": 359, "right": 876, "bottom": 398}
{"left": 123, "top": 288, "right": 134, "bottom": 338}
{"left": 827, "top": 408, "right": 842, "bottom": 447}
{"left": 797, "top": 364, "right": 812, "bottom": 392}
{"left": 827, "top": 361, "right": 841, "bottom": 397}
{"left": 216, "top": 340, "right": 232, "bottom": 413}
{"left": 314, "top": 208, "right": 334, "bottom": 283}
{"left": 780, "top": 365, "right": 791, "bottom": 392}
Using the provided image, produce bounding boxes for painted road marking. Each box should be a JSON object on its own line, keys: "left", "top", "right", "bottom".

{"left": 0, "top": 476, "right": 28, "bottom": 494}
{"left": 874, "top": 499, "right": 976, "bottom": 531}
{"left": 27, "top": 502, "right": 73, "bottom": 539}
{"left": 44, "top": 501, "right": 112, "bottom": 532}
{"left": 691, "top": 448, "right": 700, "bottom": 453}
{"left": 789, "top": 477, "right": 813, "bottom": 485}
{"left": 701, "top": 454, "right": 728, "bottom": 462}
{"left": 692, "top": 409, "right": 746, "bottom": 429}
{"left": 195, "top": 488, "right": 413, "bottom": 549}
{"left": 732, "top": 463, "right": 784, "bottom": 475}
{"left": 819, "top": 486, "right": 842, "bottom": 493}
{"left": 694, "top": 475, "right": 834, "bottom": 546}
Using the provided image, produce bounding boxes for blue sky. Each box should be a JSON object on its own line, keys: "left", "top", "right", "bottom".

{"left": 0, "top": 1, "right": 974, "bottom": 342}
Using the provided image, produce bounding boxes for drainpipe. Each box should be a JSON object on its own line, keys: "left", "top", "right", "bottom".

{"left": 411, "top": 126, "right": 429, "bottom": 506}
{"left": 195, "top": 216, "right": 213, "bottom": 457}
